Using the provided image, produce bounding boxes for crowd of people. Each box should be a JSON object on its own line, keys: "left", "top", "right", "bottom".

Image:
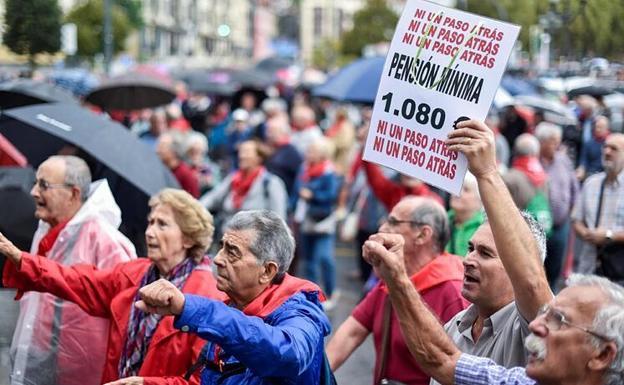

{"left": 0, "top": 78, "right": 623, "bottom": 385}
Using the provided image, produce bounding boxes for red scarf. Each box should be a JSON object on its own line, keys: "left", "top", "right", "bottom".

{"left": 230, "top": 167, "right": 264, "bottom": 209}
{"left": 512, "top": 155, "right": 547, "bottom": 188}
{"left": 241, "top": 274, "right": 326, "bottom": 318}
{"left": 36, "top": 219, "right": 70, "bottom": 256}
{"left": 381, "top": 253, "right": 464, "bottom": 294}
{"left": 325, "top": 118, "right": 346, "bottom": 138}
{"left": 301, "top": 160, "right": 332, "bottom": 182}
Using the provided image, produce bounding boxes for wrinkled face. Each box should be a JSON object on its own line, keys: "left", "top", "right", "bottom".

{"left": 379, "top": 199, "right": 421, "bottom": 260}
{"left": 31, "top": 159, "right": 76, "bottom": 226}
{"left": 450, "top": 182, "right": 480, "bottom": 215}
{"left": 461, "top": 224, "right": 515, "bottom": 309}
{"left": 525, "top": 286, "right": 607, "bottom": 384}
{"left": 238, "top": 141, "right": 261, "bottom": 171}
{"left": 212, "top": 229, "right": 264, "bottom": 297}
{"left": 602, "top": 135, "right": 624, "bottom": 175}
{"left": 540, "top": 135, "right": 561, "bottom": 159}
{"left": 145, "top": 204, "right": 189, "bottom": 265}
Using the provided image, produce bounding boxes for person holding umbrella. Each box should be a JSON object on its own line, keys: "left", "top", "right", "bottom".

{"left": 0, "top": 188, "right": 224, "bottom": 385}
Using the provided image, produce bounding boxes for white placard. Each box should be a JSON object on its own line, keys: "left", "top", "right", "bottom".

{"left": 362, "top": 0, "right": 520, "bottom": 195}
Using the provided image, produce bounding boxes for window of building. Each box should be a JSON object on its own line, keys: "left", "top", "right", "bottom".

{"left": 313, "top": 7, "right": 323, "bottom": 37}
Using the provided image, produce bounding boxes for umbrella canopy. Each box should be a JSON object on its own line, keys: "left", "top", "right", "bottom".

{"left": 567, "top": 85, "right": 613, "bottom": 99}
{"left": 0, "top": 79, "right": 77, "bottom": 110}
{"left": 0, "top": 167, "right": 38, "bottom": 252}
{"left": 313, "top": 56, "right": 386, "bottom": 104}
{"left": 182, "top": 69, "right": 241, "bottom": 96}
{"left": 514, "top": 95, "right": 577, "bottom": 126}
{"left": 500, "top": 75, "right": 539, "bottom": 96}
{"left": 85, "top": 72, "right": 176, "bottom": 110}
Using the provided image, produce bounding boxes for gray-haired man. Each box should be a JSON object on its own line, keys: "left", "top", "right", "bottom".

{"left": 6, "top": 155, "right": 136, "bottom": 385}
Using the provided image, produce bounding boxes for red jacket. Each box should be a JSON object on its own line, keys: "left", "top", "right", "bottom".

{"left": 4, "top": 254, "right": 226, "bottom": 385}
{"left": 363, "top": 161, "right": 443, "bottom": 211}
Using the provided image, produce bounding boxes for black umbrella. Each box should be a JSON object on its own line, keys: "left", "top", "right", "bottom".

{"left": 0, "top": 79, "right": 77, "bottom": 110}
{"left": 182, "top": 69, "right": 240, "bottom": 96}
{"left": 0, "top": 167, "right": 38, "bottom": 284}
{"left": 0, "top": 103, "right": 180, "bottom": 253}
{"left": 85, "top": 73, "right": 176, "bottom": 110}
{"left": 567, "top": 85, "right": 613, "bottom": 99}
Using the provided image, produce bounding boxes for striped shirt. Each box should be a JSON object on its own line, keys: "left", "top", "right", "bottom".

{"left": 455, "top": 354, "right": 535, "bottom": 385}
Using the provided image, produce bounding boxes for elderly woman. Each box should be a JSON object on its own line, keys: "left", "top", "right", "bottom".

{"left": 0, "top": 189, "right": 223, "bottom": 385}
{"left": 200, "top": 140, "right": 287, "bottom": 231}
{"left": 134, "top": 210, "right": 332, "bottom": 385}
{"left": 293, "top": 137, "right": 340, "bottom": 308}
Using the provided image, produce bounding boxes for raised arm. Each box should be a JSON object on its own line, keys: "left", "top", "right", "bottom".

{"left": 363, "top": 161, "right": 402, "bottom": 211}
{"left": 0, "top": 231, "right": 122, "bottom": 318}
{"left": 363, "top": 233, "right": 460, "bottom": 385}
{"left": 447, "top": 120, "right": 553, "bottom": 321}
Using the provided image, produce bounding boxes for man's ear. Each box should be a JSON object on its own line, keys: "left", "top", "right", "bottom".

{"left": 71, "top": 186, "right": 83, "bottom": 203}
{"left": 259, "top": 261, "right": 279, "bottom": 285}
{"left": 588, "top": 341, "right": 617, "bottom": 372}
{"left": 414, "top": 225, "right": 433, "bottom": 246}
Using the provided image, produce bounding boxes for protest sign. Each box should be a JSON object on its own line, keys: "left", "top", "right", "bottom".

{"left": 362, "top": 0, "right": 520, "bottom": 195}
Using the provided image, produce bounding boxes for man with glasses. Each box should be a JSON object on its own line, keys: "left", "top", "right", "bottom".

{"left": 327, "top": 195, "right": 469, "bottom": 385}
{"left": 5, "top": 155, "right": 136, "bottom": 385}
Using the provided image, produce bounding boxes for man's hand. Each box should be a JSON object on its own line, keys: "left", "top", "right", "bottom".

{"left": 104, "top": 376, "right": 144, "bottom": 385}
{"left": 362, "top": 233, "right": 407, "bottom": 283}
{"left": 446, "top": 119, "right": 498, "bottom": 179}
{"left": 299, "top": 188, "right": 313, "bottom": 200}
{"left": 0, "top": 231, "right": 22, "bottom": 266}
{"left": 585, "top": 228, "right": 608, "bottom": 246}
{"left": 135, "top": 278, "right": 185, "bottom": 316}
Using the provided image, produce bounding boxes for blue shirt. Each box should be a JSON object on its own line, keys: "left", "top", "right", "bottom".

{"left": 455, "top": 354, "right": 535, "bottom": 385}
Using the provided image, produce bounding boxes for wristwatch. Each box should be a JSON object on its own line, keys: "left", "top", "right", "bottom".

{"left": 606, "top": 229, "right": 614, "bottom": 241}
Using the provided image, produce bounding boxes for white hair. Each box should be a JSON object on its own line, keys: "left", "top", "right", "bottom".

{"left": 535, "top": 122, "right": 562, "bottom": 142}
{"left": 566, "top": 274, "right": 624, "bottom": 385}
{"left": 514, "top": 133, "right": 540, "bottom": 156}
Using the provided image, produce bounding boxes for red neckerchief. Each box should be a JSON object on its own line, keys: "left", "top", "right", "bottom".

{"left": 325, "top": 118, "right": 346, "bottom": 138}
{"left": 380, "top": 253, "right": 464, "bottom": 294}
{"left": 240, "top": 274, "right": 325, "bottom": 318}
{"left": 512, "top": 155, "right": 547, "bottom": 188}
{"left": 301, "top": 160, "right": 332, "bottom": 182}
{"left": 230, "top": 166, "right": 264, "bottom": 209}
{"left": 36, "top": 219, "right": 70, "bottom": 256}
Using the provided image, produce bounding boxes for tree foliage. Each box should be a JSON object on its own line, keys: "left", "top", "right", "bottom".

{"left": 340, "top": 0, "right": 399, "bottom": 57}
{"left": 466, "top": 0, "right": 624, "bottom": 59}
{"left": 117, "top": 0, "right": 144, "bottom": 28}
{"left": 65, "top": 0, "right": 132, "bottom": 58}
{"left": 4, "top": 0, "right": 62, "bottom": 64}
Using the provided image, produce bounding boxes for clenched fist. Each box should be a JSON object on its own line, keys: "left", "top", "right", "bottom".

{"left": 135, "top": 278, "right": 186, "bottom": 316}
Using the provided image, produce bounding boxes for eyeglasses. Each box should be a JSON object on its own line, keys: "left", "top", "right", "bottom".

{"left": 537, "top": 304, "right": 611, "bottom": 341}
{"left": 385, "top": 216, "right": 426, "bottom": 227}
{"left": 34, "top": 179, "right": 73, "bottom": 192}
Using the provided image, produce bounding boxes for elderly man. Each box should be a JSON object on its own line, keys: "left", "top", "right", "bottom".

{"left": 264, "top": 114, "right": 304, "bottom": 199}
{"left": 327, "top": 196, "right": 468, "bottom": 385}
{"left": 573, "top": 133, "right": 624, "bottom": 284}
{"left": 135, "top": 210, "right": 331, "bottom": 385}
{"left": 8, "top": 155, "right": 136, "bottom": 385}
{"left": 360, "top": 120, "right": 623, "bottom": 385}
{"left": 157, "top": 132, "right": 200, "bottom": 198}
{"left": 536, "top": 122, "right": 579, "bottom": 288}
